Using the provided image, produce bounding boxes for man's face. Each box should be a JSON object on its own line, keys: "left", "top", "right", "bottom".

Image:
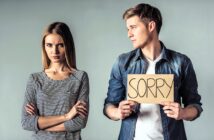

{"left": 126, "top": 15, "right": 150, "bottom": 49}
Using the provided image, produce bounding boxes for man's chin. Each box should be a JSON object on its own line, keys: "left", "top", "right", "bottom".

{"left": 133, "top": 45, "right": 141, "bottom": 49}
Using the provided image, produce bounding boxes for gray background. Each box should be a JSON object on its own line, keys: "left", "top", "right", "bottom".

{"left": 0, "top": 0, "right": 213, "bottom": 139}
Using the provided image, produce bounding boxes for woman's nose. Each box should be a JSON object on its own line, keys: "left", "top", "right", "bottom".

{"left": 52, "top": 45, "right": 59, "bottom": 54}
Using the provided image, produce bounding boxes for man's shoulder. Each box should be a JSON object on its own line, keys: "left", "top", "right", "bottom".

{"left": 165, "top": 48, "right": 192, "bottom": 67}
{"left": 118, "top": 49, "right": 138, "bottom": 59}
{"left": 116, "top": 49, "right": 139, "bottom": 65}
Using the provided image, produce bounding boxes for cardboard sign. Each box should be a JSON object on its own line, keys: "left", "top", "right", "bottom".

{"left": 127, "top": 74, "right": 174, "bottom": 104}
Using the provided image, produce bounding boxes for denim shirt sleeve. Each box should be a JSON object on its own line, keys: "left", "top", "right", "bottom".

{"left": 103, "top": 56, "right": 126, "bottom": 117}
{"left": 180, "top": 57, "right": 203, "bottom": 120}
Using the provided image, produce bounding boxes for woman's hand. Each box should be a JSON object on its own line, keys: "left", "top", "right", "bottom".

{"left": 65, "top": 101, "right": 88, "bottom": 120}
{"left": 25, "top": 103, "right": 38, "bottom": 115}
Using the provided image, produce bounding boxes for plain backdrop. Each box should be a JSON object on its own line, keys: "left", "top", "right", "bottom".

{"left": 0, "top": 0, "right": 213, "bottom": 140}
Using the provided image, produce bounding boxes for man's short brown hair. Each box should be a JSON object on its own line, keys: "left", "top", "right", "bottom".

{"left": 123, "top": 3, "right": 162, "bottom": 34}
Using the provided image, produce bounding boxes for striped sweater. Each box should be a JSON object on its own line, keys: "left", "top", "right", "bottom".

{"left": 21, "top": 70, "right": 89, "bottom": 140}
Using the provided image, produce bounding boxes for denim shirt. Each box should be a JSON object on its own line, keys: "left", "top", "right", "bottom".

{"left": 104, "top": 42, "right": 203, "bottom": 140}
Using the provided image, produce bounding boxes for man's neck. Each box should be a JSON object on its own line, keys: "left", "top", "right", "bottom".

{"left": 141, "top": 40, "right": 161, "bottom": 61}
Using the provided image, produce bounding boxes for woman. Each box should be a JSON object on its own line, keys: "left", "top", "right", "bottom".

{"left": 21, "top": 22, "right": 89, "bottom": 140}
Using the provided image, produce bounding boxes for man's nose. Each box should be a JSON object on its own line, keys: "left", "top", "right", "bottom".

{"left": 128, "top": 30, "right": 133, "bottom": 38}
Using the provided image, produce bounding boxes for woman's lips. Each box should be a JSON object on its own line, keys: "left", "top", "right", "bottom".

{"left": 52, "top": 56, "right": 60, "bottom": 59}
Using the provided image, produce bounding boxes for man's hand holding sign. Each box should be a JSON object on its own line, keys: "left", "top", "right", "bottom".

{"left": 107, "top": 74, "right": 198, "bottom": 121}
{"left": 126, "top": 74, "right": 188, "bottom": 120}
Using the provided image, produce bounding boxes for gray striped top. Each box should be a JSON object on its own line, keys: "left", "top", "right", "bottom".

{"left": 21, "top": 70, "right": 89, "bottom": 140}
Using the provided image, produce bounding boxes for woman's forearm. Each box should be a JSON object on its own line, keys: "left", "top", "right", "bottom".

{"left": 44, "top": 123, "right": 66, "bottom": 132}
{"left": 38, "top": 114, "right": 70, "bottom": 130}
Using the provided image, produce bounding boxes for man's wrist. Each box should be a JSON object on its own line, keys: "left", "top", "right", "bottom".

{"left": 178, "top": 108, "right": 185, "bottom": 120}
{"left": 114, "top": 108, "right": 122, "bottom": 120}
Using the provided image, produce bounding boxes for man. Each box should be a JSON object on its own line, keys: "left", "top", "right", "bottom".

{"left": 103, "top": 3, "right": 202, "bottom": 140}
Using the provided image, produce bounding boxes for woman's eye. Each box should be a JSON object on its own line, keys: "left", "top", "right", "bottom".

{"left": 46, "top": 43, "right": 52, "bottom": 47}
{"left": 58, "top": 43, "right": 64, "bottom": 47}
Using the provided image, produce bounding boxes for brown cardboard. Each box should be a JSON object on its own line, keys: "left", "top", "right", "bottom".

{"left": 127, "top": 74, "right": 174, "bottom": 104}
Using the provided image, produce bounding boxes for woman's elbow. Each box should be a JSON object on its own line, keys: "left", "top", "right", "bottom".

{"left": 21, "top": 116, "right": 39, "bottom": 131}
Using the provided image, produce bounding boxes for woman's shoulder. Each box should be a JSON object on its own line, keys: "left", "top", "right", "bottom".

{"left": 71, "top": 69, "right": 88, "bottom": 81}
{"left": 29, "top": 71, "right": 43, "bottom": 78}
{"left": 27, "top": 71, "right": 45, "bottom": 82}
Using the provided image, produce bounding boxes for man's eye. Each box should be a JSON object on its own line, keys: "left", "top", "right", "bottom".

{"left": 131, "top": 26, "right": 136, "bottom": 30}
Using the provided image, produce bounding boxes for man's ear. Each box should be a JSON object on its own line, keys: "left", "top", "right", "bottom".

{"left": 148, "top": 21, "right": 156, "bottom": 33}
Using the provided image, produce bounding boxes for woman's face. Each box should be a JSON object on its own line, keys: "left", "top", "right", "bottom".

{"left": 44, "top": 34, "right": 66, "bottom": 64}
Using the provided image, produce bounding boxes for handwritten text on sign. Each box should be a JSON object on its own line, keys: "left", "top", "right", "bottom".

{"left": 127, "top": 74, "right": 174, "bottom": 104}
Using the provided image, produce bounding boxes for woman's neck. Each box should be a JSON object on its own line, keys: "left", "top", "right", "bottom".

{"left": 48, "top": 63, "right": 67, "bottom": 73}
{"left": 44, "top": 63, "right": 72, "bottom": 80}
